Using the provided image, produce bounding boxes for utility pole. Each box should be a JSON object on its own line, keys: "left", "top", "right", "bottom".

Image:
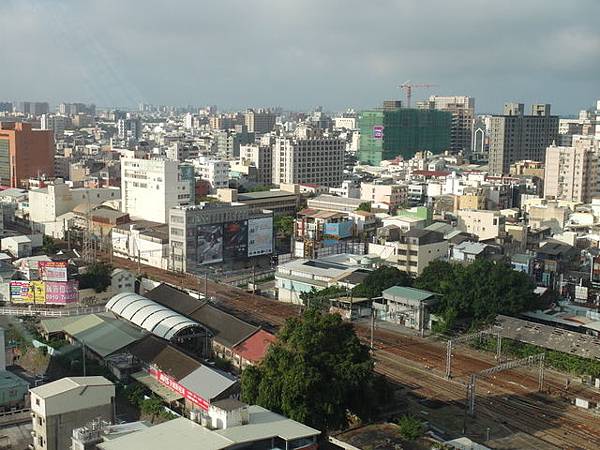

{"left": 137, "top": 248, "right": 141, "bottom": 274}
{"left": 370, "top": 308, "right": 375, "bottom": 351}
{"left": 204, "top": 272, "right": 208, "bottom": 300}
{"left": 252, "top": 264, "right": 256, "bottom": 294}
{"left": 82, "top": 341, "right": 86, "bottom": 377}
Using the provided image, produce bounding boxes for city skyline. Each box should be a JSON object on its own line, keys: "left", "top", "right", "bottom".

{"left": 1, "top": 0, "right": 598, "bottom": 114}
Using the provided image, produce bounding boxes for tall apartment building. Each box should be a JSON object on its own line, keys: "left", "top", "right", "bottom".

{"left": 121, "top": 155, "right": 195, "bottom": 223}
{"left": 456, "top": 209, "right": 506, "bottom": 241}
{"left": 117, "top": 117, "right": 142, "bottom": 141}
{"left": 0, "top": 122, "right": 54, "bottom": 187}
{"left": 244, "top": 109, "right": 276, "bottom": 134}
{"left": 419, "top": 96, "right": 475, "bottom": 155}
{"left": 30, "top": 376, "right": 115, "bottom": 450}
{"left": 194, "top": 157, "right": 230, "bottom": 192}
{"left": 58, "top": 102, "right": 96, "bottom": 116}
{"left": 215, "top": 128, "right": 254, "bottom": 159}
{"left": 273, "top": 128, "right": 345, "bottom": 187}
{"left": 40, "top": 114, "right": 67, "bottom": 139}
{"left": 14, "top": 101, "right": 49, "bottom": 116}
{"left": 544, "top": 141, "right": 600, "bottom": 203}
{"left": 239, "top": 143, "right": 273, "bottom": 185}
{"left": 357, "top": 102, "right": 452, "bottom": 165}
{"left": 488, "top": 103, "right": 559, "bottom": 175}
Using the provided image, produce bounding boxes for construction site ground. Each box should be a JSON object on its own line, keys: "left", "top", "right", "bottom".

{"left": 103, "top": 254, "right": 600, "bottom": 449}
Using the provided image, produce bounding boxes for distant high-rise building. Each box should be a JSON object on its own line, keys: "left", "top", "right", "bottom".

{"left": 215, "top": 127, "right": 254, "bottom": 159}
{"left": 544, "top": 140, "right": 600, "bottom": 203}
{"left": 121, "top": 155, "right": 195, "bottom": 223}
{"left": 117, "top": 117, "right": 142, "bottom": 141}
{"left": 0, "top": 102, "right": 12, "bottom": 113}
{"left": 357, "top": 101, "right": 452, "bottom": 165}
{"left": 419, "top": 96, "right": 475, "bottom": 155}
{"left": 488, "top": 103, "right": 559, "bottom": 175}
{"left": 15, "top": 101, "right": 49, "bottom": 116}
{"left": 0, "top": 122, "right": 54, "bottom": 187}
{"left": 58, "top": 102, "right": 95, "bottom": 116}
{"left": 240, "top": 143, "right": 273, "bottom": 186}
{"left": 244, "top": 109, "right": 276, "bottom": 134}
{"left": 273, "top": 127, "right": 345, "bottom": 187}
{"left": 40, "top": 114, "right": 67, "bottom": 139}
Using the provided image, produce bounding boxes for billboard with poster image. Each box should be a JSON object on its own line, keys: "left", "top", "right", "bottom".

{"left": 223, "top": 220, "right": 248, "bottom": 259}
{"left": 196, "top": 224, "right": 223, "bottom": 265}
{"left": 247, "top": 217, "right": 273, "bottom": 257}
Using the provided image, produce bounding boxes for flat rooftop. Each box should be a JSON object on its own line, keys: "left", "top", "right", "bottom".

{"left": 494, "top": 315, "right": 600, "bottom": 360}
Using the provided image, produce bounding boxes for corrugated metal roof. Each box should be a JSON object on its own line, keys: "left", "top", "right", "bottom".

{"left": 383, "top": 286, "right": 437, "bottom": 302}
{"left": 178, "top": 366, "right": 237, "bottom": 401}
{"left": 106, "top": 292, "right": 203, "bottom": 341}
{"left": 30, "top": 376, "right": 112, "bottom": 399}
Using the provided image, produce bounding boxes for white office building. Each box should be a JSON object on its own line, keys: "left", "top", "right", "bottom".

{"left": 194, "top": 157, "right": 230, "bottom": 193}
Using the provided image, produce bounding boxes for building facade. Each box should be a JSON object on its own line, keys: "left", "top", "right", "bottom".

{"left": 419, "top": 96, "right": 475, "bottom": 155}
{"left": 488, "top": 103, "right": 559, "bottom": 175}
{"left": 168, "top": 203, "right": 274, "bottom": 274}
{"left": 544, "top": 141, "right": 599, "bottom": 203}
{"left": 273, "top": 131, "right": 345, "bottom": 187}
{"left": 0, "top": 122, "right": 54, "bottom": 188}
{"left": 121, "top": 156, "right": 195, "bottom": 223}
{"left": 244, "top": 109, "right": 276, "bottom": 134}
{"left": 357, "top": 104, "right": 452, "bottom": 165}
{"left": 30, "top": 376, "right": 115, "bottom": 450}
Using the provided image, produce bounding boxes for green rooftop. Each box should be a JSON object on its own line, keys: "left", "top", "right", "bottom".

{"left": 382, "top": 286, "right": 437, "bottom": 302}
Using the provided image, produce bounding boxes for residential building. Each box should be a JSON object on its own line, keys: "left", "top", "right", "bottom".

{"left": 40, "top": 114, "right": 67, "bottom": 139}
{"left": 14, "top": 101, "right": 49, "bottom": 116}
{"left": 30, "top": 376, "right": 115, "bottom": 450}
{"left": 238, "top": 144, "right": 273, "bottom": 185}
{"left": 121, "top": 155, "right": 195, "bottom": 223}
{"left": 375, "top": 286, "right": 439, "bottom": 331}
{"left": 168, "top": 203, "right": 274, "bottom": 274}
{"left": 217, "top": 188, "right": 300, "bottom": 217}
{"left": 195, "top": 158, "right": 230, "bottom": 193}
{"left": 94, "top": 403, "right": 319, "bottom": 450}
{"left": 544, "top": 141, "right": 599, "bottom": 203}
{"left": 0, "top": 122, "right": 54, "bottom": 187}
{"left": 272, "top": 129, "right": 345, "bottom": 187}
{"left": 510, "top": 160, "right": 545, "bottom": 178}
{"left": 307, "top": 194, "right": 364, "bottom": 213}
{"left": 369, "top": 228, "right": 447, "bottom": 276}
{"left": 488, "top": 103, "right": 559, "bottom": 175}
{"left": 294, "top": 208, "right": 356, "bottom": 258}
{"left": 215, "top": 128, "right": 254, "bottom": 159}
{"left": 419, "top": 96, "right": 475, "bottom": 154}
{"left": 29, "top": 178, "right": 121, "bottom": 237}
{"left": 58, "top": 102, "right": 95, "bottom": 116}
{"left": 112, "top": 221, "right": 170, "bottom": 270}
{"left": 275, "top": 253, "right": 375, "bottom": 304}
{"left": 360, "top": 183, "right": 407, "bottom": 213}
{"left": 117, "top": 117, "right": 141, "bottom": 141}
{"left": 528, "top": 202, "right": 570, "bottom": 234}
{"left": 357, "top": 102, "right": 452, "bottom": 164}
{"left": 244, "top": 109, "right": 276, "bottom": 134}
{"left": 456, "top": 209, "right": 506, "bottom": 241}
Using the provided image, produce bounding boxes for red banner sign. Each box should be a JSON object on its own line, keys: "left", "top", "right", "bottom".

{"left": 148, "top": 367, "right": 209, "bottom": 410}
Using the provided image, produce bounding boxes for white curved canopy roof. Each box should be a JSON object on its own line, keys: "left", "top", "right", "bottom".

{"left": 106, "top": 292, "right": 202, "bottom": 340}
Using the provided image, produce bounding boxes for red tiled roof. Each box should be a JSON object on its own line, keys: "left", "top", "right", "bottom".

{"left": 412, "top": 170, "right": 451, "bottom": 177}
{"left": 233, "top": 330, "right": 276, "bottom": 363}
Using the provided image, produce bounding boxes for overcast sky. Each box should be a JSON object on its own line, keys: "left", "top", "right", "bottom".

{"left": 1, "top": 0, "right": 598, "bottom": 114}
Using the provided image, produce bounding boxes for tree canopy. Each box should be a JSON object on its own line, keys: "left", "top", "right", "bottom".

{"left": 415, "top": 259, "right": 537, "bottom": 331}
{"left": 352, "top": 266, "right": 412, "bottom": 299}
{"left": 357, "top": 202, "right": 372, "bottom": 212}
{"left": 274, "top": 215, "right": 294, "bottom": 237}
{"left": 79, "top": 262, "right": 113, "bottom": 293}
{"left": 241, "top": 310, "right": 378, "bottom": 431}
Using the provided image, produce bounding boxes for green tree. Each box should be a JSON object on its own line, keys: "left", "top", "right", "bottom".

{"left": 42, "top": 235, "right": 57, "bottom": 254}
{"left": 352, "top": 266, "right": 412, "bottom": 299}
{"left": 248, "top": 184, "right": 273, "bottom": 192}
{"left": 241, "top": 310, "right": 375, "bottom": 431}
{"left": 79, "top": 262, "right": 113, "bottom": 293}
{"left": 274, "top": 215, "right": 294, "bottom": 237}
{"left": 397, "top": 415, "right": 424, "bottom": 440}
{"left": 415, "top": 259, "right": 536, "bottom": 330}
{"left": 357, "top": 202, "right": 372, "bottom": 212}
{"left": 300, "top": 286, "right": 347, "bottom": 311}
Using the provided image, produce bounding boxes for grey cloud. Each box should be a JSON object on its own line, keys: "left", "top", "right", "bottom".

{"left": 1, "top": 0, "right": 598, "bottom": 113}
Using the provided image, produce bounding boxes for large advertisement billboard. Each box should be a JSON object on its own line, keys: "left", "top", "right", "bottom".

{"left": 39, "top": 261, "right": 68, "bottom": 282}
{"left": 46, "top": 281, "right": 79, "bottom": 305}
{"left": 196, "top": 224, "right": 223, "bottom": 265}
{"left": 148, "top": 367, "right": 209, "bottom": 411}
{"left": 223, "top": 221, "right": 248, "bottom": 259}
{"left": 247, "top": 217, "right": 273, "bottom": 257}
{"left": 10, "top": 281, "right": 46, "bottom": 304}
